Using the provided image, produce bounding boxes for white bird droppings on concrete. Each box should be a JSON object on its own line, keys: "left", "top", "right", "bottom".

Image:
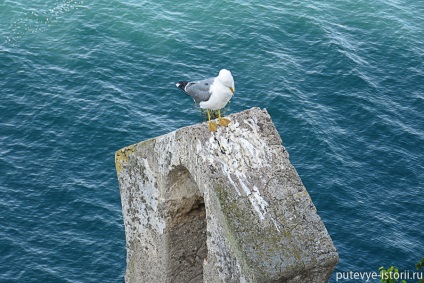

{"left": 203, "top": 117, "right": 272, "bottom": 221}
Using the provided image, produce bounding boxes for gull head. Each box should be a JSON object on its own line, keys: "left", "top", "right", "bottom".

{"left": 217, "top": 69, "right": 235, "bottom": 94}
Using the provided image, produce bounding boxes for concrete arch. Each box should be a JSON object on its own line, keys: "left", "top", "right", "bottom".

{"left": 116, "top": 108, "right": 338, "bottom": 283}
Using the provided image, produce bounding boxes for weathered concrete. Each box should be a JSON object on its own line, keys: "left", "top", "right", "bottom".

{"left": 115, "top": 107, "right": 338, "bottom": 283}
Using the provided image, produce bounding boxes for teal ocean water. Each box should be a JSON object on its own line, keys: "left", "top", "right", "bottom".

{"left": 1, "top": 0, "right": 423, "bottom": 282}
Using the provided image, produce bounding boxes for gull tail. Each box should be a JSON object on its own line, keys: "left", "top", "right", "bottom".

{"left": 175, "top": 81, "right": 189, "bottom": 95}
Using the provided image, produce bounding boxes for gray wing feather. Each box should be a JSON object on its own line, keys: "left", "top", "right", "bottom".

{"left": 185, "top": 77, "right": 215, "bottom": 104}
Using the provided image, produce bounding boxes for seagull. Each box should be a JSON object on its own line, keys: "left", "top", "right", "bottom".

{"left": 175, "top": 69, "right": 235, "bottom": 132}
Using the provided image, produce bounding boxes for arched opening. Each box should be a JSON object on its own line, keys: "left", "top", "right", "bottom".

{"left": 165, "top": 165, "right": 207, "bottom": 283}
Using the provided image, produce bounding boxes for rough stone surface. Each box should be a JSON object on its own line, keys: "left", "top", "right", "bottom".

{"left": 115, "top": 107, "right": 339, "bottom": 283}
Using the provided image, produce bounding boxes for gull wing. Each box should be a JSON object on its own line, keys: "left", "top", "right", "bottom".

{"left": 176, "top": 77, "right": 215, "bottom": 104}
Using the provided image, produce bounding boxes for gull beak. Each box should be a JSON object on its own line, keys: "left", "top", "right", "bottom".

{"left": 230, "top": 87, "right": 235, "bottom": 94}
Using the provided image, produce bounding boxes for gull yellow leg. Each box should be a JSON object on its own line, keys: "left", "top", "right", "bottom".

{"left": 207, "top": 109, "right": 217, "bottom": 132}
{"left": 218, "top": 109, "right": 231, "bottom": 127}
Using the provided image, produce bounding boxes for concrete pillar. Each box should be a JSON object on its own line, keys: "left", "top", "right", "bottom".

{"left": 115, "top": 107, "right": 338, "bottom": 283}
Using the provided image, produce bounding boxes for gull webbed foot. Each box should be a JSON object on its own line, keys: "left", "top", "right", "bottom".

{"left": 218, "top": 118, "right": 231, "bottom": 127}
{"left": 208, "top": 121, "right": 218, "bottom": 132}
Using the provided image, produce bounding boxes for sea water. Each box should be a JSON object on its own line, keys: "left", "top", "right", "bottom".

{"left": 1, "top": 0, "right": 423, "bottom": 282}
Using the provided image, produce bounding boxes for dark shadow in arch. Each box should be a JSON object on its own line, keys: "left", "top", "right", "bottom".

{"left": 166, "top": 165, "right": 207, "bottom": 283}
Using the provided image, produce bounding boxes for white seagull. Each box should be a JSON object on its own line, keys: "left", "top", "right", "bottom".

{"left": 176, "top": 69, "right": 235, "bottom": 132}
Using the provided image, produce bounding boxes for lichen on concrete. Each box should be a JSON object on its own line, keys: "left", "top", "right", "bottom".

{"left": 115, "top": 107, "right": 338, "bottom": 283}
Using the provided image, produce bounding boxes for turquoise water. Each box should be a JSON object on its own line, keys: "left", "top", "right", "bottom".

{"left": 1, "top": 0, "right": 423, "bottom": 282}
